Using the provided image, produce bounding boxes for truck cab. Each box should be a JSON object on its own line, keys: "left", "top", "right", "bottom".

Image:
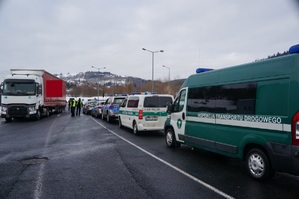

{"left": 1, "top": 74, "right": 43, "bottom": 122}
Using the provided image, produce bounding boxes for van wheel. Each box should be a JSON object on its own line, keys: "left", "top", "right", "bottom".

{"left": 133, "top": 122, "right": 139, "bottom": 135}
{"left": 165, "top": 128, "right": 180, "bottom": 148}
{"left": 246, "top": 148, "right": 275, "bottom": 181}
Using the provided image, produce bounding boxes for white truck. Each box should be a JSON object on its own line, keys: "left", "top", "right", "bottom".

{"left": 1, "top": 69, "right": 66, "bottom": 122}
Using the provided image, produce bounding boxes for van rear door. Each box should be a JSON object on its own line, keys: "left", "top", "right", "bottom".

{"left": 143, "top": 95, "right": 173, "bottom": 128}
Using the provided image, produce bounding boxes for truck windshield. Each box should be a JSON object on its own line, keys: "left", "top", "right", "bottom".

{"left": 2, "top": 80, "right": 36, "bottom": 96}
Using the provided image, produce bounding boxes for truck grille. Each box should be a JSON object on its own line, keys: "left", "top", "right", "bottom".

{"left": 8, "top": 106, "right": 28, "bottom": 117}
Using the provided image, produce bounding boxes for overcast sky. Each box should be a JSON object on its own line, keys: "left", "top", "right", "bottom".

{"left": 0, "top": 0, "right": 299, "bottom": 82}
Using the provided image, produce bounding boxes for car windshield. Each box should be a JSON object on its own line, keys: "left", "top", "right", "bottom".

{"left": 113, "top": 98, "right": 125, "bottom": 104}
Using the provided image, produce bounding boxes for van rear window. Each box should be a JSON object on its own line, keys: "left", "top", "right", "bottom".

{"left": 143, "top": 96, "right": 173, "bottom": 108}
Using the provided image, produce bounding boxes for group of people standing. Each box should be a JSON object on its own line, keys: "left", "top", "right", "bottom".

{"left": 69, "top": 98, "right": 83, "bottom": 117}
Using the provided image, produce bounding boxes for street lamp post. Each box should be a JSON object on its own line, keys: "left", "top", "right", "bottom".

{"left": 162, "top": 65, "right": 170, "bottom": 94}
{"left": 91, "top": 66, "right": 106, "bottom": 100}
{"left": 142, "top": 48, "right": 164, "bottom": 92}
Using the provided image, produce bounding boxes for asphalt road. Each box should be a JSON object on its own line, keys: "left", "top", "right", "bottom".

{"left": 1, "top": 111, "right": 299, "bottom": 199}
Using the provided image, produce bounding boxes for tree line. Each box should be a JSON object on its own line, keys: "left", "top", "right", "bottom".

{"left": 67, "top": 79, "right": 184, "bottom": 97}
{"left": 67, "top": 49, "right": 290, "bottom": 98}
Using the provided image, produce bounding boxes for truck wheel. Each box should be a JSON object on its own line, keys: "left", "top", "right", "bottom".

{"left": 5, "top": 118, "right": 12, "bottom": 123}
{"left": 35, "top": 111, "right": 41, "bottom": 121}
{"left": 46, "top": 110, "right": 50, "bottom": 117}
{"left": 133, "top": 122, "right": 139, "bottom": 135}
{"left": 246, "top": 148, "right": 274, "bottom": 181}
{"left": 165, "top": 128, "right": 180, "bottom": 148}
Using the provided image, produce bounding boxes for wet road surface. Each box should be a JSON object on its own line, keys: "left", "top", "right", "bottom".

{"left": 0, "top": 112, "right": 299, "bottom": 199}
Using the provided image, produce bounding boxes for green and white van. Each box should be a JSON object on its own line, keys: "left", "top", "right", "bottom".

{"left": 119, "top": 93, "right": 173, "bottom": 135}
{"left": 164, "top": 44, "right": 299, "bottom": 181}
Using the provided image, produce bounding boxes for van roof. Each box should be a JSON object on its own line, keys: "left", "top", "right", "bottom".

{"left": 182, "top": 53, "right": 299, "bottom": 88}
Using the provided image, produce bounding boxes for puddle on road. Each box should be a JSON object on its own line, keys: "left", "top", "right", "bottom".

{"left": 20, "top": 156, "right": 49, "bottom": 165}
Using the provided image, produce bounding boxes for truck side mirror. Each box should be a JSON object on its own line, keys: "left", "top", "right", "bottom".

{"left": 37, "top": 84, "right": 42, "bottom": 95}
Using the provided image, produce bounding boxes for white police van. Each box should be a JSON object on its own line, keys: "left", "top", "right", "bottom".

{"left": 119, "top": 92, "right": 173, "bottom": 135}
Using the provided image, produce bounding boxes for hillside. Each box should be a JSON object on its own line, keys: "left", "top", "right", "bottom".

{"left": 55, "top": 71, "right": 185, "bottom": 97}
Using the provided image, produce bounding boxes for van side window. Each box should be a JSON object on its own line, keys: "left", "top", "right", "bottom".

{"left": 174, "top": 89, "right": 186, "bottom": 112}
{"left": 127, "top": 97, "right": 139, "bottom": 108}
{"left": 187, "top": 86, "right": 217, "bottom": 112}
{"left": 188, "top": 82, "right": 257, "bottom": 114}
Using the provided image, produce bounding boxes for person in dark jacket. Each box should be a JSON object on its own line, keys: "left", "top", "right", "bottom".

{"left": 76, "top": 98, "right": 83, "bottom": 116}
{"left": 71, "top": 99, "right": 77, "bottom": 117}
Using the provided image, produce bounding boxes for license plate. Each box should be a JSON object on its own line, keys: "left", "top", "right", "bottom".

{"left": 145, "top": 116, "right": 158, "bottom": 121}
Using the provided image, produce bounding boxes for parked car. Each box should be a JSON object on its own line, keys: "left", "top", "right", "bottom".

{"left": 101, "top": 95, "right": 126, "bottom": 122}
{"left": 90, "top": 105, "right": 98, "bottom": 117}
{"left": 83, "top": 100, "right": 97, "bottom": 115}
{"left": 91, "top": 100, "right": 105, "bottom": 118}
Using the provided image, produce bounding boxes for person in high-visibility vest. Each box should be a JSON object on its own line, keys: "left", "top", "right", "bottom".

{"left": 76, "top": 98, "right": 83, "bottom": 116}
{"left": 71, "top": 98, "right": 77, "bottom": 117}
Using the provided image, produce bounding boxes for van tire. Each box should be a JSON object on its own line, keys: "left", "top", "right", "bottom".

{"left": 133, "top": 122, "right": 139, "bottom": 135}
{"left": 246, "top": 148, "right": 274, "bottom": 181}
{"left": 165, "top": 128, "right": 180, "bottom": 148}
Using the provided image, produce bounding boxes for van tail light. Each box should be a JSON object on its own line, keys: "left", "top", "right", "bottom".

{"left": 292, "top": 112, "right": 299, "bottom": 146}
{"left": 138, "top": 110, "right": 143, "bottom": 120}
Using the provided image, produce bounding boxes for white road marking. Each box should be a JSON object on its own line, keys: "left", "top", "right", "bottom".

{"left": 34, "top": 117, "right": 57, "bottom": 199}
{"left": 91, "top": 117, "right": 235, "bottom": 199}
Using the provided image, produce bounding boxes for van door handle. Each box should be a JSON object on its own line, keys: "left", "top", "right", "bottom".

{"left": 182, "top": 112, "right": 185, "bottom": 120}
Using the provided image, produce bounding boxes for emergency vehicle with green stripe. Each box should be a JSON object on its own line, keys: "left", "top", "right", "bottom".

{"left": 119, "top": 92, "right": 173, "bottom": 135}
{"left": 164, "top": 44, "right": 299, "bottom": 181}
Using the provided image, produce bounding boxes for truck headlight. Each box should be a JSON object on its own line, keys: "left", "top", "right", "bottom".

{"left": 1, "top": 106, "right": 7, "bottom": 112}
{"left": 29, "top": 106, "right": 36, "bottom": 113}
